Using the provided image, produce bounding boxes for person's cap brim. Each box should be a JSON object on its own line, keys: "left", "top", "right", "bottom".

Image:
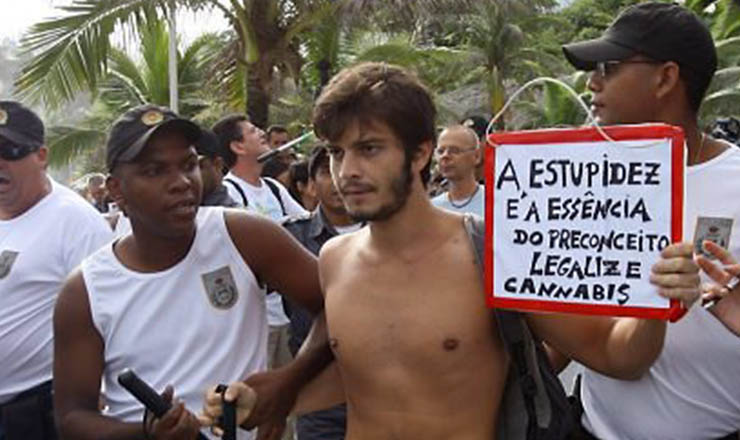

{"left": 562, "top": 38, "right": 637, "bottom": 71}
{"left": 117, "top": 118, "right": 202, "bottom": 163}
{"left": 0, "top": 127, "right": 41, "bottom": 149}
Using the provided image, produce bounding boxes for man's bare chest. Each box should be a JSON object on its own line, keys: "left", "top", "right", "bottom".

{"left": 324, "top": 256, "right": 494, "bottom": 371}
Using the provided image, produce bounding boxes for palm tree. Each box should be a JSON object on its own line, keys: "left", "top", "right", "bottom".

{"left": 44, "top": 17, "right": 219, "bottom": 169}
{"left": 17, "top": 0, "right": 553, "bottom": 129}
{"left": 15, "top": 0, "right": 345, "bottom": 128}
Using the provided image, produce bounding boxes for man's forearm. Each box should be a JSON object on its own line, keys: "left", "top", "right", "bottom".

{"left": 606, "top": 318, "right": 666, "bottom": 380}
{"left": 282, "top": 312, "right": 334, "bottom": 389}
{"left": 58, "top": 410, "right": 144, "bottom": 440}
{"left": 239, "top": 312, "right": 334, "bottom": 430}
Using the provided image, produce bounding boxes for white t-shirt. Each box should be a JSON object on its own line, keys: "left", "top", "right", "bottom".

{"left": 432, "top": 184, "right": 485, "bottom": 217}
{"left": 224, "top": 172, "right": 307, "bottom": 222}
{"left": 223, "top": 172, "right": 307, "bottom": 327}
{"left": 83, "top": 207, "right": 265, "bottom": 440}
{"left": 581, "top": 146, "right": 740, "bottom": 440}
{"left": 0, "top": 177, "right": 112, "bottom": 403}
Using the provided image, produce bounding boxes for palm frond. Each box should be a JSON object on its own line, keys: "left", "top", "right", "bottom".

{"left": 707, "top": 66, "right": 740, "bottom": 94}
{"left": 98, "top": 48, "right": 149, "bottom": 112}
{"left": 15, "top": 0, "right": 160, "bottom": 108}
{"left": 46, "top": 125, "right": 107, "bottom": 167}
{"left": 700, "top": 87, "right": 740, "bottom": 125}
{"left": 709, "top": 0, "right": 740, "bottom": 40}
{"left": 201, "top": 32, "right": 247, "bottom": 111}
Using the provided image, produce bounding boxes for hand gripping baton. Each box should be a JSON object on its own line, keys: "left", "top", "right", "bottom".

{"left": 117, "top": 369, "right": 210, "bottom": 440}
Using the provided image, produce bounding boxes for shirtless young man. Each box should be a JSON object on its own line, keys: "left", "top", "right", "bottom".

{"left": 202, "top": 62, "right": 701, "bottom": 439}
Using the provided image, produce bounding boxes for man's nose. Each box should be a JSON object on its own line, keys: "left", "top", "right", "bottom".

{"left": 337, "top": 152, "right": 361, "bottom": 181}
{"left": 586, "top": 70, "right": 602, "bottom": 92}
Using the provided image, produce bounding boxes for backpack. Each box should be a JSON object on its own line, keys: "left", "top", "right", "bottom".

{"left": 224, "top": 177, "right": 287, "bottom": 216}
{"left": 463, "top": 214, "right": 575, "bottom": 440}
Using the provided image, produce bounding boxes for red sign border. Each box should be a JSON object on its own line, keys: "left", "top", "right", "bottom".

{"left": 484, "top": 124, "right": 685, "bottom": 321}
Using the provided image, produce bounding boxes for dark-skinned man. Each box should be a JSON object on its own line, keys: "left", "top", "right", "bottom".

{"left": 53, "top": 105, "right": 329, "bottom": 440}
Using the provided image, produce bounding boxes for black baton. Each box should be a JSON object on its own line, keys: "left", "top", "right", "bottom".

{"left": 215, "top": 384, "right": 237, "bottom": 440}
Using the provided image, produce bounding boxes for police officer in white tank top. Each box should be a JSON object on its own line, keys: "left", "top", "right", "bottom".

{"left": 52, "top": 105, "right": 330, "bottom": 440}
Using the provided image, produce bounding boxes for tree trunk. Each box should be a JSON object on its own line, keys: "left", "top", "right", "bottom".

{"left": 246, "top": 64, "right": 270, "bottom": 128}
{"left": 315, "top": 58, "right": 332, "bottom": 98}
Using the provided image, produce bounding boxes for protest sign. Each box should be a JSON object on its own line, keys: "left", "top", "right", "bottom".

{"left": 484, "top": 124, "right": 685, "bottom": 320}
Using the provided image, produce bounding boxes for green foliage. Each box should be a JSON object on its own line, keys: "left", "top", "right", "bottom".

{"left": 26, "top": 0, "right": 740, "bottom": 166}
{"left": 44, "top": 17, "right": 217, "bottom": 170}
{"left": 15, "top": 0, "right": 161, "bottom": 108}
{"left": 514, "top": 72, "right": 591, "bottom": 129}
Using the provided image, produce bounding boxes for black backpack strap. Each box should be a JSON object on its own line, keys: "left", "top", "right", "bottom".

{"left": 263, "top": 178, "right": 287, "bottom": 216}
{"left": 223, "top": 178, "right": 248, "bottom": 207}
{"left": 463, "top": 213, "right": 552, "bottom": 439}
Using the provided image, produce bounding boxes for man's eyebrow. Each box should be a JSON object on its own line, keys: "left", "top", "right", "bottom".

{"left": 326, "top": 136, "right": 388, "bottom": 150}
{"left": 352, "top": 136, "right": 386, "bottom": 146}
{"left": 133, "top": 157, "right": 162, "bottom": 166}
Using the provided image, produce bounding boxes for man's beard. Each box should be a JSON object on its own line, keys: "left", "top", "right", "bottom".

{"left": 347, "top": 156, "right": 413, "bottom": 223}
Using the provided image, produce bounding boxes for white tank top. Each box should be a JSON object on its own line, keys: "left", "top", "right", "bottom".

{"left": 82, "top": 207, "right": 266, "bottom": 438}
{"left": 581, "top": 147, "right": 740, "bottom": 439}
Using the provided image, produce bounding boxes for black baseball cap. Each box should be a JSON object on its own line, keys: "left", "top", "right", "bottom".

{"left": 194, "top": 128, "right": 222, "bottom": 159}
{"left": 562, "top": 2, "right": 716, "bottom": 87}
{"left": 0, "top": 101, "right": 45, "bottom": 160}
{"left": 106, "top": 104, "right": 201, "bottom": 171}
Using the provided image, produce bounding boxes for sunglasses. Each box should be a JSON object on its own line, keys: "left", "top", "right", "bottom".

{"left": 595, "top": 60, "right": 663, "bottom": 79}
{"left": 0, "top": 140, "right": 37, "bottom": 161}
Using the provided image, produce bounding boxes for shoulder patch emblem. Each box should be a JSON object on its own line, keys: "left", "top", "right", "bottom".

{"left": 0, "top": 250, "right": 19, "bottom": 279}
{"left": 201, "top": 265, "right": 239, "bottom": 309}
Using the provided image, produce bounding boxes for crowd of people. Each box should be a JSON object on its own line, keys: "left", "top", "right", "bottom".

{"left": 1, "top": 2, "right": 739, "bottom": 440}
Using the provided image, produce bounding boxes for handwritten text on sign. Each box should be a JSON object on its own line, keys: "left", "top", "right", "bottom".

{"left": 493, "top": 139, "right": 675, "bottom": 309}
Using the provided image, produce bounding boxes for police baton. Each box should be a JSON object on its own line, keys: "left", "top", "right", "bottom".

{"left": 257, "top": 132, "right": 314, "bottom": 164}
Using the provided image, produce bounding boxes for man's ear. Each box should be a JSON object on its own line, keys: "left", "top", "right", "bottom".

{"left": 413, "top": 140, "right": 434, "bottom": 174}
{"left": 106, "top": 174, "right": 127, "bottom": 215}
{"left": 655, "top": 61, "right": 681, "bottom": 101}
{"left": 473, "top": 147, "right": 483, "bottom": 167}
{"left": 34, "top": 146, "right": 49, "bottom": 169}
{"left": 230, "top": 139, "right": 244, "bottom": 157}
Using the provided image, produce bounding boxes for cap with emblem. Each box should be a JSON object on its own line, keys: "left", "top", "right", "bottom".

{"left": 562, "top": 2, "right": 717, "bottom": 92}
{"left": 106, "top": 104, "right": 201, "bottom": 171}
{"left": 0, "top": 101, "right": 45, "bottom": 160}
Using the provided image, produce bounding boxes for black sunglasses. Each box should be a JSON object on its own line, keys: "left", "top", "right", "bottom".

{"left": 595, "top": 60, "right": 663, "bottom": 79}
{"left": 0, "top": 140, "right": 37, "bottom": 161}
